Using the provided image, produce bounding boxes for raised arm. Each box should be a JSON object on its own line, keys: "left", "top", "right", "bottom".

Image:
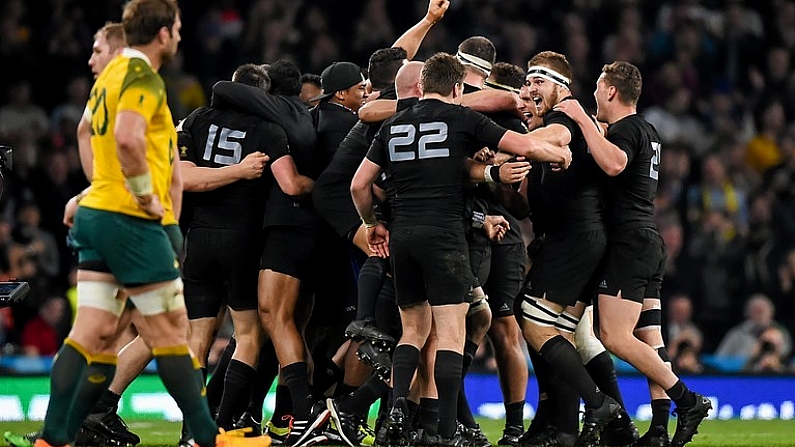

{"left": 392, "top": 0, "right": 449, "bottom": 60}
{"left": 554, "top": 99, "right": 627, "bottom": 176}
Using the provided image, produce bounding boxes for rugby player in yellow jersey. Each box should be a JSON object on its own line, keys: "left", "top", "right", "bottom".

{"left": 34, "top": 2, "right": 271, "bottom": 447}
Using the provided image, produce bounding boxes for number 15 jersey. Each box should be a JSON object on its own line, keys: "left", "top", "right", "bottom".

{"left": 366, "top": 98, "right": 507, "bottom": 228}
{"left": 81, "top": 48, "right": 176, "bottom": 221}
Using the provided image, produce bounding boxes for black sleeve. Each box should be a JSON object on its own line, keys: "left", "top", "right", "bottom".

{"left": 606, "top": 120, "right": 637, "bottom": 165}
{"left": 365, "top": 123, "right": 389, "bottom": 169}
{"left": 258, "top": 122, "right": 290, "bottom": 163}
{"left": 178, "top": 107, "right": 207, "bottom": 164}
{"left": 468, "top": 109, "right": 508, "bottom": 149}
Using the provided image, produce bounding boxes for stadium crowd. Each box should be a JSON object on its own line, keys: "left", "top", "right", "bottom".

{"left": 0, "top": 1, "right": 793, "bottom": 447}
{"left": 1, "top": 0, "right": 794, "bottom": 371}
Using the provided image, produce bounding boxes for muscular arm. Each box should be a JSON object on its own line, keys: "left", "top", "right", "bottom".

{"left": 528, "top": 122, "right": 572, "bottom": 148}
{"left": 359, "top": 89, "right": 519, "bottom": 124}
{"left": 392, "top": 0, "right": 449, "bottom": 60}
{"left": 358, "top": 99, "right": 397, "bottom": 123}
{"left": 115, "top": 110, "right": 149, "bottom": 176}
{"left": 77, "top": 116, "right": 93, "bottom": 180}
{"left": 271, "top": 156, "right": 314, "bottom": 196}
{"left": 497, "top": 130, "right": 571, "bottom": 167}
{"left": 554, "top": 100, "right": 627, "bottom": 176}
{"left": 461, "top": 89, "right": 519, "bottom": 114}
{"left": 351, "top": 158, "right": 382, "bottom": 225}
{"left": 180, "top": 160, "right": 246, "bottom": 192}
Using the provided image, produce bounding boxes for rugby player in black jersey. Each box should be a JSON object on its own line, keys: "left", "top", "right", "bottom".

{"left": 464, "top": 54, "right": 528, "bottom": 446}
{"left": 178, "top": 64, "right": 313, "bottom": 431}
{"left": 351, "top": 53, "right": 570, "bottom": 447}
{"left": 516, "top": 51, "right": 623, "bottom": 447}
{"left": 555, "top": 61, "right": 712, "bottom": 447}
{"left": 209, "top": 60, "right": 330, "bottom": 446}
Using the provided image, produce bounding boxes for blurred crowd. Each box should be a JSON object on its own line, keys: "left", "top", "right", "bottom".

{"left": 1, "top": 0, "right": 795, "bottom": 373}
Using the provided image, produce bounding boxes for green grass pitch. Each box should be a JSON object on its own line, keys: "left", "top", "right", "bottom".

{"left": 4, "top": 418, "right": 795, "bottom": 447}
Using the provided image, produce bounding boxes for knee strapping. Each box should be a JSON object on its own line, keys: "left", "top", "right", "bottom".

{"left": 129, "top": 278, "right": 185, "bottom": 316}
{"left": 77, "top": 281, "right": 124, "bottom": 316}
{"left": 574, "top": 308, "right": 605, "bottom": 364}
{"left": 519, "top": 296, "right": 558, "bottom": 327}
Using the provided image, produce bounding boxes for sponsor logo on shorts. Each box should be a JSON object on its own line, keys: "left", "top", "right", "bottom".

{"left": 598, "top": 279, "right": 608, "bottom": 289}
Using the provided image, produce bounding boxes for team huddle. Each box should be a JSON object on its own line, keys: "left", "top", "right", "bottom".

{"left": 5, "top": 0, "right": 714, "bottom": 447}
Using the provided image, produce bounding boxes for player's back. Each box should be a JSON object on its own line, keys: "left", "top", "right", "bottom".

{"left": 81, "top": 49, "right": 175, "bottom": 220}
{"left": 180, "top": 105, "right": 289, "bottom": 231}
{"left": 368, "top": 99, "right": 506, "bottom": 228}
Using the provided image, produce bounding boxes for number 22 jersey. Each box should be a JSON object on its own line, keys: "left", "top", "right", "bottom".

{"left": 366, "top": 98, "right": 507, "bottom": 228}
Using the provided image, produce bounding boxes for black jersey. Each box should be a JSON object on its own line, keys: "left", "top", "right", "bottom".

{"left": 311, "top": 101, "right": 360, "bottom": 177}
{"left": 462, "top": 83, "right": 526, "bottom": 245}
{"left": 603, "top": 114, "right": 661, "bottom": 232}
{"left": 367, "top": 99, "right": 507, "bottom": 228}
{"left": 211, "top": 81, "right": 320, "bottom": 228}
{"left": 180, "top": 106, "right": 289, "bottom": 231}
{"left": 537, "top": 104, "right": 604, "bottom": 236}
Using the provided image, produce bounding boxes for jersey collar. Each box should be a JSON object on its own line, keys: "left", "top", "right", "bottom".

{"left": 122, "top": 47, "right": 152, "bottom": 67}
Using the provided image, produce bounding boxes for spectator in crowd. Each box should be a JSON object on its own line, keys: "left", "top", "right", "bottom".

{"left": 0, "top": 81, "right": 50, "bottom": 174}
{"left": 687, "top": 153, "right": 748, "bottom": 233}
{"left": 716, "top": 294, "right": 792, "bottom": 363}
{"left": 21, "top": 295, "right": 68, "bottom": 357}
{"left": 666, "top": 294, "right": 704, "bottom": 374}
{"left": 744, "top": 325, "right": 792, "bottom": 373}
{"left": 746, "top": 100, "right": 786, "bottom": 174}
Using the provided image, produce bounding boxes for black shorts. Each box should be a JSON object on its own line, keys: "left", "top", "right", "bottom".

{"left": 524, "top": 230, "right": 607, "bottom": 308}
{"left": 468, "top": 231, "right": 492, "bottom": 289}
{"left": 309, "top": 228, "right": 361, "bottom": 327}
{"left": 598, "top": 228, "right": 665, "bottom": 303}
{"left": 260, "top": 225, "right": 320, "bottom": 282}
{"left": 485, "top": 242, "right": 526, "bottom": 318}
{"left": 183, "top": 227, "right": 263, "bottom": 319}
{"left": 390, "top": 225, "right": 472, "bottom": 308}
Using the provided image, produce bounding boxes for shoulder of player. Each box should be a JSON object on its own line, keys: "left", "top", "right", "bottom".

{"left": 119, "top": 57, "right": 163, "bottom": 94}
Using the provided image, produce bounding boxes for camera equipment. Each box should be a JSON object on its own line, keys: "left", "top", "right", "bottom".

{"left": 0, "top": 281, "right": 30, "bottom": 308}
{"left": 760, "top": 340, "right": 776, "bottom": 354}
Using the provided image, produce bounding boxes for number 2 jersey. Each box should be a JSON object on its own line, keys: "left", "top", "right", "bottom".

{"left": 366, "top": 98, "right": 507, "bottom": 228}
{"left": 603, "top": 114, "right": 661, "bottom": 233}
{"left": 80, "top": 48, "right": 176, "bottom": 221}
{"left": 178, "top": 104, "right": 290, "bottom": 230}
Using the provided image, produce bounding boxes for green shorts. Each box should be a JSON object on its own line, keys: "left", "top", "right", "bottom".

{"left": 72, "top": 207, "right": 180, "bottom": 287}
{"left": 164, "top": 224, "right": 184, "bottom": 258}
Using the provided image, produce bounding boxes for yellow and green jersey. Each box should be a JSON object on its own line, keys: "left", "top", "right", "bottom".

{"left": 81, "top": 48, "right": 176, "bottom": 222}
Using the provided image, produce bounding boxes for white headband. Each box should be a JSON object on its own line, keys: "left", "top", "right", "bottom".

{"left": 484, "top": 80, "right": 521, "bottom": 95}
{"left": 526, "top": 65, "right": 571, "bottom": 89}
{"left": 457, "top": 51, "right": 493, "bottom": 76}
